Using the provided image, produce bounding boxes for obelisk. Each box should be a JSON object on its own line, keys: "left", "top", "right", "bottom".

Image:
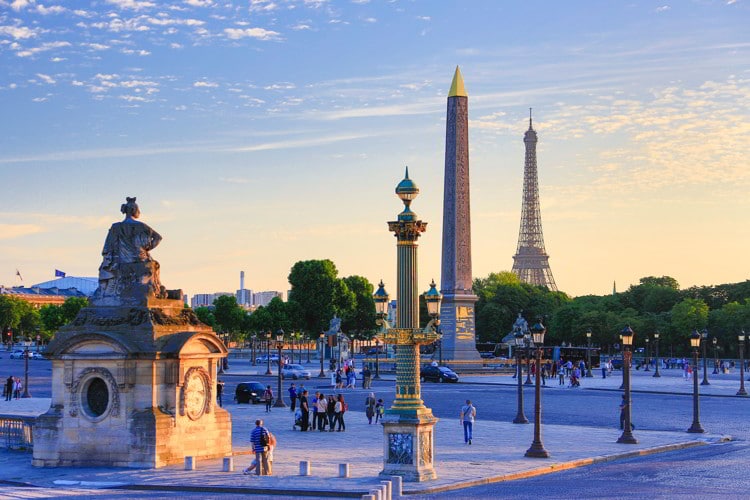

{"left": 439, "top": 67, "right": 481, "bottom": 363}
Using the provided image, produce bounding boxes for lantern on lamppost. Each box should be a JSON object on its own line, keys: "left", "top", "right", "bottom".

{"left": 688, "top": 330, "right": 705, "bottom": 433}
{"left": 525, "top": 320, "right": 549, "bottom": 458}
{"left": 274, "top": 329, "right": 286, "bottom": 408}
{"left": 617, "top": 326, "right": 637, "bottom": 444}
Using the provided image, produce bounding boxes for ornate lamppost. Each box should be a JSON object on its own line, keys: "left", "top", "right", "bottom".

{"left": 274, "top": 329, "right": 287, "bottom": 408}
{"left": 251, "top": 334, "right": 257, "bottom": 366}
{"left": 265, "top": 330, "right": 272, "bottom": 375}
{"left": 644, "top": 337, "right": 650, "bottom": 371}
{"left": 618, "top": 334, "right": 625, "bottom": 390}
{"left": 22, "top": 348, "right": 32, "bottom": 398}
{"left": 374, "top": 280, "right": 390, "bottom": 380}
{"left": 617, "top": 326, "right": 637, "bottom": 444}
{"left": 653, "top": 332, "right": 661, "bottom": 378}
{"left": 701, "top": 329, "right": 710, "bottom": 386}
{"left": 525, "top": 320, "right": 549, "bottom": 458}
{"left": 688, "top": 330, "right": 705, "bottom": 433}
{"left": 374, "top": 169, "right": 441, "bottom": 481}
{"left": 585, "top": 329, "right": 593, "bottom": 377}
{"left": 737, "top": 333, "right": 747, "bottom": 396}
{"left": 524, "top": 332, "right": 533, "bottom": 386}
{"left": 306, "top": 333, "right": 311, "bottom": 363}
{"left": 712, "top": 337, "right": 719, "bottom": 374}
{"left": 513, "top": 328, "right": 528, "bottom": 424}
{"left": 318, "top": 333, "right": 326, "bottom": 378}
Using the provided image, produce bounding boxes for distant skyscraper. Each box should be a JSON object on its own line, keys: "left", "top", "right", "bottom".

{"left": 511, "top": 110, "right": 558, "bottom": 291}
{"left": 439, "top": 67, "right": 481, "bottom": 362}
{"left": 236, "top": 270, "right": 252, "bottom": 306}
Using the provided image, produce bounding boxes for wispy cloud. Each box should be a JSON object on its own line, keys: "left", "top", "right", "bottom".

{"left": 224, "top": 27, "right": 281, "bottom": 41}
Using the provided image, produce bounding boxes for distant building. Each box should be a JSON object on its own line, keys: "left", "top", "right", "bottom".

{"left": 253, "top": 291, "right": 282, "bottom": 308}
{"left": 32, "top": 276, "right": 98, "bottom": 296}
{"left": 0, "top": 285, "right": 87, "bottom": 308}
{"left": 190, "top": 292, "right": 233, "bottom": 309}
{"left": 236, "top": 288, "right": 253, "bottom": 307}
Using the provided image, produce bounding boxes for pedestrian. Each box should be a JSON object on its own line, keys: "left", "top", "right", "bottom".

{"left": 346, "top": 369, "right": 356, "bottom": 389}
{"left": 14, "top": 377, "right": 22, "bottom": 399}
{"left": 263, "top": 385, "right": 274, "bottom": 412}
{"left": 684, "top": 362, "right": 691, "bottom": 380}
{"left": 365, "top": 392, "right": 376, "bottom": 424}
{"left": 460, "top": 399, "right": 476, "bottom": 445}
{"left": 335, "top": 369, "right": 343, "bottom": 389}
{"left": 334, "top": 394, "right": 347, "bottom": 431}
{"left": 288, "top": 383, "right": 297, "bottom": 412}
{"left": 375, "top": 398, "right": 384, "bottom": 423}
{"left": 558, "top": 362, "right": 565, "bottom": 386}
{"left": 216, "top": 380, "right": 224, "bottom": 407}
{"left": 601, "top": 361, "right": 607, "bottom": 378}
{"left": 266, "top": 430, "right": 276, "bottom": 475}
{"left": 4, "top": 375, "right": 13, "bottom": 401}
{"left": 362, "top": 365, "right": 371, "bottom": 389}
{"left": 311, "top": 392, "right": 319, "bottom": 430}
{"left": 327, "top": 394, "right": 336, "bottom": 431}
{"left": 317, "top": 394, "right": 328, "bottom": 431}
{"left": 299, "top": 390, "right": 310, "bottom": 432}
{"left": 244, "top": 419, "right": 271, "bottom": 476}
{"left": 330, "top": 370, "right": 336, "bottom": 389}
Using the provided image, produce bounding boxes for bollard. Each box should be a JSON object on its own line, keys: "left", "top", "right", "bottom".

{"left": 380, "top": 480, "right": 392, "bottom": 500}
{"left": 377, "top": 484, "right": 388, "bottom": 500}
{"left": 390, "top": 475, "right": 402, "bottom": 499}
{"left": 370, "top": 489, "right": 382, "bottom": 500}
{"left": 338, "top": 463, "right": 350, "bottom": 478}
{"left": 299, "top": 460, "right": 311, "bottom": 476}
{"left": 362, "top": 495, "right": 376, "bottom": 500}
{"left": 184, "top": 456, "right": 195, "bottom": 470}
{"left": 222, "top": 457, "right": 234, "bottom": 472}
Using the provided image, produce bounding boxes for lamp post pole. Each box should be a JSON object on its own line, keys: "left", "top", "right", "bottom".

{"left": 306, "top": 333, "right": 311, "bottom": 363}
{"left": 644, "top": 337, "right": 650, "bottom": 371}
{"left": 274, "top": 329, "right": 287, "bottom": 408}
{"left": 265, "top": 331, "right": 272, "bottom": 375}
{"left": 712, "top": 337, "right": 718, "bottom": 374}
{"left": 524, "top": 334, "right": 533, "bottom": 385}
{"left": 374, "top": 339, "right": 381, "bottom": 379}
{"left": 617, "top": 326, "right": 637, "bottom": 444}
{"left": 525, "top": 321, "right": 549, "bottom": 457}
{"left": 653, "top": 333, "right": 661, "bottom": 378}
{"left": 513, "top": 329, "right": 528, "bottom": 424}
{"left": 688, "top": 330, "right": 705, "bottom": 433}
{"left": 22, "top": 348, "right": 31, "bottom": 398}
{"left": 318, "top": 333, "right": 326, "bottom": 378}
{"left": 251, "top": 335, "right": 257, "bottom": 366}
{"left": 701, "top": 329, "right": 710, "bottom": 386}
{"left": 738, "top": 333, "right": 747, "bottom": 396}
{"left": 586, "top": 329, "right": 593, "bottom": 377}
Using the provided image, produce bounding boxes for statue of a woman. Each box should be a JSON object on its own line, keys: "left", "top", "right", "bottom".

{"left": 93, "top": 197, "right": 166, "bottom": 304}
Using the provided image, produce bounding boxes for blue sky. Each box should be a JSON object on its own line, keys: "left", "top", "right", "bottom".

{"left": 1, "top": 0, "right": 748, "bottom": 300}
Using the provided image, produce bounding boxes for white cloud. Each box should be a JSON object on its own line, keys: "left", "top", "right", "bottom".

{"left": 121, "top": 48, "right": 151, "bottom": 56}
{"left": 291, "top": 23, "right": 312, "bottom": 31}
{"left": 249, "top": 0, "right": 278, "bottom": 12}
{"left": 31, "top": 96, "right": 49, "bottom": 102}
{"left": 194, "top": 80, "right": 219, "bottom": 87}
{"left": 185, "top": 0, "right": 214, "bottom": 6}
{"left": 363, "top": 17, "right": 377, "bottom": 23}
{"left": 655, "top": 5, "right": 671, "bottom": 13}
{"left": 10, "top": 0, "right": 33, "bottom": 11}
{"left": 170, "top": 42, "right": 183, "bottom": 48}
{"left": 145, "top": 16, "right": 205, "bottom": 27}
{"left": 0, "top": 223, "right": 44, "bottom": 239}
{"left": 36, "top": 73, "right": 56, "bottom": 84}
{"left": 50, "top": 57, "right": 66, "bottom": 62}
{"left": 264, "top": 82, "right": 295, "bottom": 90}
{"left": 91, "top": 18, "right": 150, "bottom": 32}
{"left": 0, "top": 25, "right": 39, "bottom": 40}
{"left": 224, "top": 27, "right": 281, "bottom": 41}
{"left": 16, "top": 41, "right": 71, "bottom": 57}
{"left": 106, "top": 0, "right": 155, "bottom": 11}
{"left": 36, "top": 4, "right": 65, "bottom": 15}
{"left": 83, "top": 42, "right": 110, "bottom": 51}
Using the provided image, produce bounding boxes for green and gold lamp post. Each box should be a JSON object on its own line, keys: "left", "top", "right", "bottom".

{"left": 688, "top": 330, "right": 705, "bottom": 433}
{"left": 525, "top": 320, "right": 549, "bottom": 458}
{"left": 617, "top": 326, "right": 638, "bottom": 444}
{"left": 376, "top": 168, "right": 441, "bottom": 482}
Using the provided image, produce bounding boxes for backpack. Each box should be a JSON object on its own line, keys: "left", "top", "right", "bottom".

{"left": 259, "top": 428, "right": 269, "bottom": 447}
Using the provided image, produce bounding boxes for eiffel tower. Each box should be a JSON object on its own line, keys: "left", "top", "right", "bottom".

{"left": 511, "top": 109, "right": 558, "bottom": 291}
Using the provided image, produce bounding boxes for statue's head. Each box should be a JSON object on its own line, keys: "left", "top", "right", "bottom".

{"left": 120, "top": 197, "right": 141, "bottom": 219}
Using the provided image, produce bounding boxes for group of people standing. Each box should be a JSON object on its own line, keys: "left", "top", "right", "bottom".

{"left": 290, "top": 387, "right": 348, "bottom": 432}
{"left": 3, "top": 375, "right": 22, "bottom": 401}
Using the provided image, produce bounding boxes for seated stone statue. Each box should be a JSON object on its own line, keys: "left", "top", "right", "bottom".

{"left": 92, "top": 197, "right": 167, "bottom": 305}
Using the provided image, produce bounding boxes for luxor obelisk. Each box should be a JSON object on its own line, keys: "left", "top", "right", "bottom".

{"left": 439, "top": 67, "right": 481, "bottom": 363}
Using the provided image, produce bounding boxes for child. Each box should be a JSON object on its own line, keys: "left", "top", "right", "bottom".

{"left": 375, "top": 398, "right": 384, "bottom": 423}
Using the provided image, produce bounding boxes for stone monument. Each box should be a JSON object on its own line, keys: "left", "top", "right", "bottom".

{"left": 33, "top": 197, "right": 231, "bottom": 468}
{"left": 439, "top": 67, "right": 481, "bottom": 363}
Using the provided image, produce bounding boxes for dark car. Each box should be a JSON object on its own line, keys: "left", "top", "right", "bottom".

{"left": 235, "top": 381, "right": 266, "bottom": 404}
{"left": 421, "top": 365, "right": 459, "bottom": 383}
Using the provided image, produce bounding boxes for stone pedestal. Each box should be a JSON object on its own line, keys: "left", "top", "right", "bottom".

{"left": 439, "top": 294, "right": 481, "bottom": 363}
{"left": 381, "top": 414, "right": 437, "bottom": 482}
{"left": 32, "top": 299, "right": 231, "bottom": 468}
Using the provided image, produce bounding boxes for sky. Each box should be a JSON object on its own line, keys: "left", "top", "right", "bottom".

{"left": 0, "top": 0, "right": 748, "bottom": 302}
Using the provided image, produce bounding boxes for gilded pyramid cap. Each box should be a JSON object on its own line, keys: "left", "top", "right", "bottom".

{"left": 448, "top": 66, "right": 467, "bottom": 97}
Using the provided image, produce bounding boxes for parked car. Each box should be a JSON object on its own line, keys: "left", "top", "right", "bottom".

{"left": 281, "top": 364, "right": 311, "bottom": 380}
{"left": 421, "top": 365, "right": 459, "bottom": 383}
{"left": 235, "top": 381, "right": 266, "bottom": 404}
{"left": 29, "top": 352, "right": 44, "bottom": 360}
{"left": 9, "top": 350, "right": 30, "bottom": 359}
{"left": 254, "top": 355, "right": 280, "bottom": 365}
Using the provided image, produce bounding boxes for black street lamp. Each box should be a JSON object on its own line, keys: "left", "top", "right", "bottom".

{"left": 274, "top": 329, "right": 287, "bottom": 408}
{"left": 306, "top": 333, "right": 311, "bottom": 363}
{"left": 738, "top": 333, "right": 747, "bottom": 397}
{"left": 688, "top": 330, "right": 705, "bottom": 433}
{"left": 701, "top": 329, "right": 710, "bottom": 386}
{"left": 265, "top": 331, "right": 272, "bottom": 375}
{"left": 525, "top": 320, "right": 549, "bottom": 458}
{"left": 524, "top": 333, "right": 533, "bottom": 386}
{"left": 644, "top": 337, "right": 650, "bottom": 371}
{"left": 585, "top": 329, "right": 593, "bottom": 377}
{"left": 318, "top": 333, "right": 326, "bottom": 378}
{"left": 513, "top": 328, "right": 529, "bottom": 424}
{"left": 22, "top": 348, "right": 32, "bottom": 398}
{"left": 653, "top": 332, "right": 661, "bottom": 378}
{"left": 712, "top": 337, "right": 719, "bottom": 374}
{"left": 373, "top": 280, "right": 391, "bottom": 380}
{"left": 617, "top": 326, "right": 638, "bottom": 444}
{"left": 251, "top": 334, "right": 257, "bottom": 366}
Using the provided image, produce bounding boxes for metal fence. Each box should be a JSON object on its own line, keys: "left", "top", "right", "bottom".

{"left": 0, "top": 415, "right": 35, "bottom": 451}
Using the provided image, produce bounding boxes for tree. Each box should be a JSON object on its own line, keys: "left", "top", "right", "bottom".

{"left": 40, "top": 304, "right": 66, "bottom": 335}
{"left": 194, "top": 307, "right": 216, "bottom": 329}
{"left": 0, "top": 295, "right": 24, "bottom": 333}
{"left": 670, "top": 298, "right": 709, "bottom": 347}
{"left": 287, "top": 259, "right": 355, "bottom": 334}
{"left": 213, "top": 295, "right": 245, "bottom": 333}
{"left": 341, "top": 275, "right": 376, "bottom": 337}
{"left": 61, "top": 297, "right": 88, "bottom": 323}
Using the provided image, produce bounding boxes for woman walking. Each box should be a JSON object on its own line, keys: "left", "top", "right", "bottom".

{"left": 334, "top": 394, "right": 346, "bottom": 431}
{"left": 263, "top": 385, "right": 274, "bottom": 412}
{"left": 365, "top": 392, "right": 376, "bottom": 424}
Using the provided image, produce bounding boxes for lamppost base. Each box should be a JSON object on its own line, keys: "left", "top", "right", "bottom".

{"left": 318, "top": 371, "right": 326, "bottom": 378}
{"left": 585, "top": 371, "right": 593, "bottom": 378}
{"left": 687, "top": 424, "right": 705, "bottom": 434}
{"left": 617, "top": 432, "right": 638, "bottom": 444}
{"left": 700, "top": 380, "right": 710, "bottom": 386}
{"left": 652, "top": 371, "right": 661, "bottom": 378}
{"left": 513, "top": 415, "right": 529, "bottom": 424}
{"left": 525, "top": 443, "right": 550, "bottom": 458}
{"left": 736, "top": 389, "right": 747, "bottom": 396}
{"left": 22, "top": 392, "right": 32, "bottom": 399}
{"left": 273, "top": 400, "right": 287, "bottom": 408}
{"left": 524, "top": 380, "right": 533, "bottom": 386}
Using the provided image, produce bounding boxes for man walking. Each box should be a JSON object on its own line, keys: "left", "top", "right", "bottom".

{"left": 299, "top": 390, "right": 310, "bottom": 432}
{"left": 288, "top": 383, "right": 297, "bottom": 412}
{"left": 5, "top": 375, "right": 13, "bottom": 401}
{"left": 246, "top": 419, "right": 271, "bottom": 476}
{"left": 460, "top": 399, "right": 476, "bottom": 445}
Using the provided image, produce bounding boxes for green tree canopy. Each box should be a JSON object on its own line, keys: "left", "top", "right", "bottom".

{"left": 287, "top": 259, "right": 355, "bottom": 334}
{"left": 213, "top": 295, "right": 246, "bottom": 333}
{"left": 341, "top": 275, "right": 376, "bottom": 338}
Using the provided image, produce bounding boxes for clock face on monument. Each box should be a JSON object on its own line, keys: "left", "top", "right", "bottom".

{"left": 184, "top": 371, "right": 208, "bottom": 421}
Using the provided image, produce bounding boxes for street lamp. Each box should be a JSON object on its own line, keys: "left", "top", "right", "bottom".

{"left": 738, "top": 333, "right": 747, "bottom": 396}
{"left": 524, "top": 332, "right": 533, "bottom": 385}
{"left": 22, "top": 348, "right": 32, "bottom": 398}
{"left": 306, "top": 333, "right": 311, "bottom": 363}
{"left": 688, "top": 330, "right": 705, "bottom": 433}
{"left": 617, "top": 326, "right": 637, "bottom": 444}
{"left": 373, "top": 280, "right": 391, "bottom": 379}
{"left": 265, "top": 331, "right": 272, "bottom": 375}
{"left": 274, "top": 329, "right": 287, "bottom": 408}
{"left": 423, "top": 279, "right": 442, "bottom": 366}
{"left": 712, "top": 337, "right": 718, "bottom": 374}
{"left": 513, "top": 327, "right": 529, "bottom": 424}
{"left": 701, "top": 329, "right": 710, "bottom": 386}
{"left": 251, "top": 334, "right": 257, "bottom": 366}
{"left": 525, "top": 320, "right": 549, "bottom": 457}
{"left": 644, "top": 337, "right": 650, "bottom": 371}
{"left": 585, "top": 329, "right": 593, "bottom": 377}
{"left": 653, "top": 332, "right": 661, "bottom": 378}
{"left": 318, "top": 333, "right": 326, "bottom": 378}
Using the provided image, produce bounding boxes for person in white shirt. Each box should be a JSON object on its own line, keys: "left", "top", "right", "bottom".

{"left": 460, "top": 399, "right": 476, "bottom": 445}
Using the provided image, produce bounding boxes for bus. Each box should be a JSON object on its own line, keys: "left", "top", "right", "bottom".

{"left": 550, "top": 346, "right": 601, "bottom": 368}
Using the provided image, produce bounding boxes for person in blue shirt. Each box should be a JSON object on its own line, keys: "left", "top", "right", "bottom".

{"left": 246, "top": 419, "right": 270, "bottom": 476}
{"left": 288, "top": 383, "right": 297, "bottom": 412}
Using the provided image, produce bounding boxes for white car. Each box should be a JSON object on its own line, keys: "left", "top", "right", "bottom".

{"left": 281, "top": 364, "right": 311, "bottom": 380}
{"left": 9, "top": 350, "right": 30, "bottom": 359}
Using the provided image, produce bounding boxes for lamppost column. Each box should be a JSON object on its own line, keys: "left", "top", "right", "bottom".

{"left": 525, "top": 321, "right": 548, "bottom": 458}
{"left": 524, "top": 339, "right": 533, "bottom": 385}
{"left": 318, "top": 334, "right": 326, "bottom": 378}
{"left": 712, "top": 338, "right": 718, "bottom": 375}
{"left": 617, "top": 326, "right": 637, "bottom": 444}
{"left": 374, "top": 339, "right": 381, "bottom": 379}
{"left": 653, "top": 334, "right": 661, "bottom": 378}
{"left": 644, "top": 338, "right": 650, "bottom": 371}
{"left": 738, "top": 334, "right": 747, "bottom": 397}
{"left": 701, "top": 330, "right": 710, "bottom": 386}
{"left": 513, "top": 340, "right": 528, "bottom": 424}
{"left": 265, "top": 333, "right": 272, "bottom": 375}
{"left": 688, "top": 346, "right": 705, "bottom": 432}
{"left": 586, "top": 331, "right": 593, "bottom": 377}
{"left": 22, "top": 349, "right": 32, "bottom": 398}
{"left": 274, "top": 333, "right": 286, "bottom": 408}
